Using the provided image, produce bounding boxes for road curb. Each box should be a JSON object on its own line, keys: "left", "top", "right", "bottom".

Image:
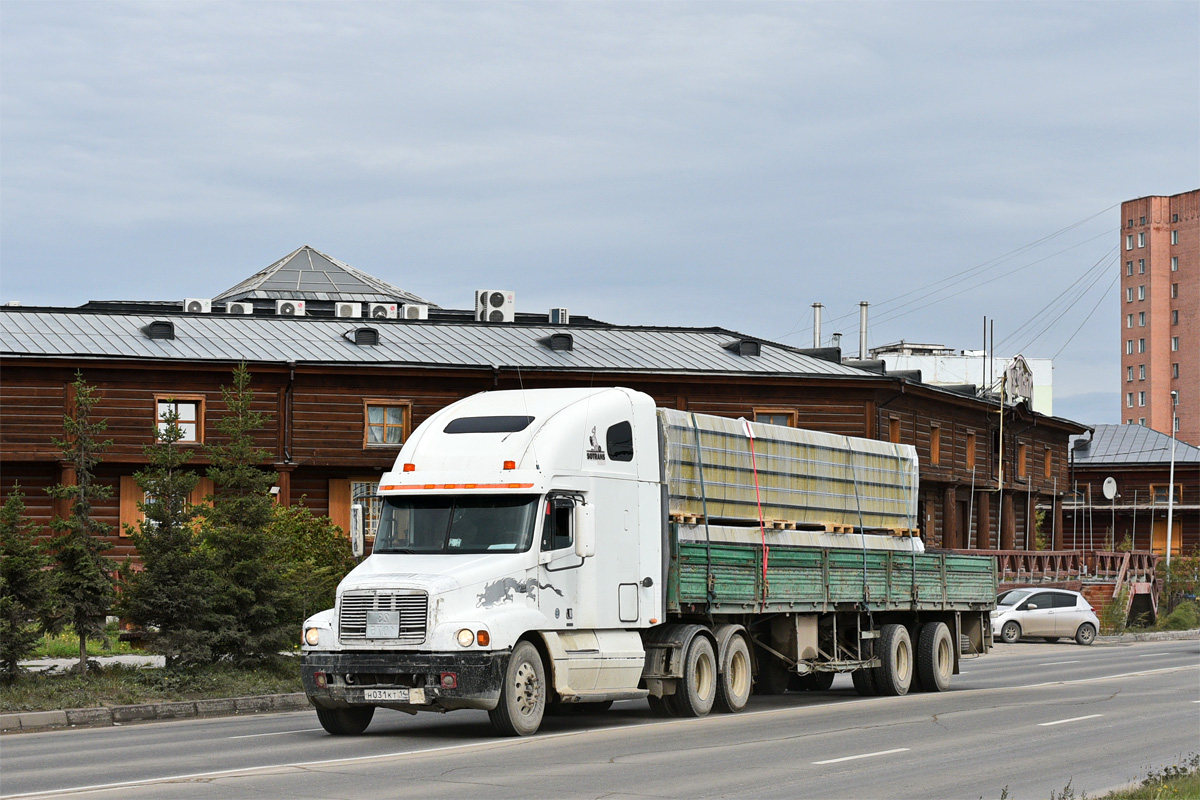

{"left": 1, "top": 693, "right": 310, "bottom": 733}
{"left": 1097, "top": 629, "right": 1200, "bottom": 643}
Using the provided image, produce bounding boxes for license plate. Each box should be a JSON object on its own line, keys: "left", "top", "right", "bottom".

{"left": 363, "top": 688, "right": 409, "bottom": 702}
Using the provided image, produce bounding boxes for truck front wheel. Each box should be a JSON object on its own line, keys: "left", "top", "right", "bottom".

{"left": 316, "top": 706, "right": 375, "bottom": 735}
{"left": 670, "top": 635, "right": 717, "bottom": 717}
{"left": 489, "top": 641, "right": 547, "bottom": 736}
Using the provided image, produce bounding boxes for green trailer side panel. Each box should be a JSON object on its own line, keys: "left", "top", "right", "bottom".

{"left": 671, "top": 534, "right": 996, "bottom": 614}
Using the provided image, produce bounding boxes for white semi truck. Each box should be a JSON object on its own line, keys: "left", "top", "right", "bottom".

{"left": 301, "top": 387, "right": 995, "bottom": 736}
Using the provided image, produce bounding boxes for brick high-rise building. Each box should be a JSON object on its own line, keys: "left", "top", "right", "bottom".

{"left": 1119, "top": 189, "right": 1198, "bottom": 446}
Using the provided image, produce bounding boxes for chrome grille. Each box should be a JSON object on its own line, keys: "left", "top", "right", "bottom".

{"left": 339, "top": 591, "right": 428, "bottom": 644}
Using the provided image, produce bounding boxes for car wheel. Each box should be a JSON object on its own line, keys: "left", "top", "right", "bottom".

{"left": 1000, "top": 620, "right": 1021, "bottom": 644}
{"left": 1075, "top": 623, "right": 1096, "bottom": 646}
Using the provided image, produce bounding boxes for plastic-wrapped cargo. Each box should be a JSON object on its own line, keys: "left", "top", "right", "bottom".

{"left": 659, "top": 409, "right": 918, "bottom": 532}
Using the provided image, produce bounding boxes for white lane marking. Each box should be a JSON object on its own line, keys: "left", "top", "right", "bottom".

{"left": 1136, "top": 652, "right": 1171, "bottom": 657}
{"left": 1024, "top": 664, "right": 1197, "bottom": 689}
{"left": 227, "top": 728, "right": 324, "bottom": 739}
{"left": 1038, "top": 714, "right": 1103, "bottom": 727}
{"left": 813, "top": 747, "right": 910, "bottom": 765}
{"left": 1037, "top": 660, "right": 1081, "bottom": 666}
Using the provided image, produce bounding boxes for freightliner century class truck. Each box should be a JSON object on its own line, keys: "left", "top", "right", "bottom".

{"left": 301, "top": 387, "right": 996, "bottom": 736}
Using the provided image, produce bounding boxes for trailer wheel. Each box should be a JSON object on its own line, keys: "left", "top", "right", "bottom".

{"left": 489, "top": 641, "right": 546, "bottom": 736}
{"left": 753, "top": 647, "right": 791, "bottom": 695}
{"left": 916, "top": 622, "right": 953, "bottom": 693}
{"left": 670, "top": 635, "right": 717, "bottom": 717}
{"left": 876, "top": 624, "right": 913, "bottom": 696}
{"left": 805, "top": 671, "right": 836, "bottom": 691}
{"left": 715, "top": 634, "right": 752, "bottom": 713}
{"left": 851, "top": 667, "right": 877, "bottom": 696}
{"left": 315, "top": 705, "right": 374, "bottom": 735}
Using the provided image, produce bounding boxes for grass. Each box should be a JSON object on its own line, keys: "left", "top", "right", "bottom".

{"left": 29, "top": 623, "right": 139, "bottom": 659}
{"left": 0, "top": 658, "right": 302, "bottom": 713}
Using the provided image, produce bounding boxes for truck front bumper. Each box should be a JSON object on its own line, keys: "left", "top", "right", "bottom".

{"left": 302, "top": 650, "right": 508, "bottom": 712}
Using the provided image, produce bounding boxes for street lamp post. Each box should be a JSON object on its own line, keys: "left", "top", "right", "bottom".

{"left": 1166, "top": 390, "right": 1178, "bottom": 565}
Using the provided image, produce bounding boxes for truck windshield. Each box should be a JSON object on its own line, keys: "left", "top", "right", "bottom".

{"left": 373, "top": 495, "right": 539, "bottom": 554}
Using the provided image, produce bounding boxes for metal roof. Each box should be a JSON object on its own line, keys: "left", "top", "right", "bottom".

{"left": 211, "top": 245, "right": 436, "bottom": 306}
{"left": 1070, "top": 424, "right": 1200, "bottom": 466}
{"left": 0, "top": 308, "right": 875, "bottom": 377}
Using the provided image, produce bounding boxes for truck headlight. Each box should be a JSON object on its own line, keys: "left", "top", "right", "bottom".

{"left": 456, "top": 628, "right": 475, "bottom": 647}
{"left": 304, "top": 627, "right": 321, "bottom": 647}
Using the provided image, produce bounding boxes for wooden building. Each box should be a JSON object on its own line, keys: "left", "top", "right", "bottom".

{"left": 0, "top": 246, "right": 1087, "bottom": 560}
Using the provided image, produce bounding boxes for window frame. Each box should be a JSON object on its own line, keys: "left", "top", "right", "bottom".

{"left": 1150, "top": 484, "right": 1182, "bottom": 505}
{"left": 754, "top": 408, "right": 797, "bottom": 428}
{"left": 362, "top": 399, "right": 412, "bottom": 448}
{"left": 1137, "top": 231, "right": 1146, "bottom": 247}
{"left": 153, "top": 394, "right": 205, "bottom": 444}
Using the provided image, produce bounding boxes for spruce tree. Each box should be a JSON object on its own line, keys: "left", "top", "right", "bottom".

{"left": 202, "top": 363, "right": 289, "bottom": 663}
{"left": 46, "top": 373, "right": 115, "bottom": 675}
{"left": 120, "top": 405, "right": 218, "bottom": 668}
{"left": 0, "top": 486, "right": 59, "bottom": 683}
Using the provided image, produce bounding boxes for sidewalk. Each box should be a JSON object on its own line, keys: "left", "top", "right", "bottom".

{"left": 4, "top": 629, "right": 1197, "bottom": 733}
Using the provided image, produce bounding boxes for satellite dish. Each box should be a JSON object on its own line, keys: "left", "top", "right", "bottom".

{"left": 1102, "top": 476, "right": 1117, "bottom": 500}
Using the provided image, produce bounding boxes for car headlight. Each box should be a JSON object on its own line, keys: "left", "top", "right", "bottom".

{"left": 456, "top": 628, "right": 475, "bottom": 647}
{"left": 304, "top": 627, "right": 321, "bottom": 647}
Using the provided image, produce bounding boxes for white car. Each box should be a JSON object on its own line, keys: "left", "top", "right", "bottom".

{"left": 991, "top": 588, "right": 1099, "bottom": 646}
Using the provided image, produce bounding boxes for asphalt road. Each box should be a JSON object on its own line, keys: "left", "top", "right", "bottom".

{"left": 3, "top": 638, "right": 1197, "bottom": 800}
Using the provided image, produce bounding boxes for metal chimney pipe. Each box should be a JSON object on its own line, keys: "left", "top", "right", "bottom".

{"left": 858, "top": 301, "right": 869, "bottom": 359}
{"left": 812, "top": 303, "right": 823, "bottom": 348}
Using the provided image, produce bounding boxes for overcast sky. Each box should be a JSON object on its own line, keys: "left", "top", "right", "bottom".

{"left": 2, "top": 1, "right": 1197, "bottom": 426}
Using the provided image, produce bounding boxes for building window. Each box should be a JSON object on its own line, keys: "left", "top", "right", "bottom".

{"left": 119, "top": 475, "right": 212, "bottom": 536}
{"left": 1126, "top": 340, "right": 1134, "bottom": 355}
{"left": 1171, "top": 256, "right": 1178, "bottom": 271}
{"left": 1172, "top": 310, "right": 1179, "bottom": 325}
{"left": 1138, "top": 311, "right": 1146, "bottom": 326}
{"left": 154, "top": 395, "right": 203, "bottom": 443}
{"left": 1139, "top": 417, "right": 1145, "bottom": 425}
{"left": 1126, "top": 234, "right": 1133, "bottom": 250}
{"left": 1171, "top": 230, "right": 1178, "bottom": 245}
{"left": 1173, "top": 363, "right": 1180, "bottom": 378}
{"left": 1126, "top": 261, "right": 1133, "bottom": 276}
{"left": 1138, "top": 232, "right": 1146, "bottom": 247}
{"left": 1043, "top": 447, "right": 1052, "bottom": 480}
{"left": 1139, "top": 365, "right": 1145, "bottom": 380}
{"left": 363, "top": 399, "right": 411, "bottom": 447}
{"left": 1017, "top": 443, "right": 1027, "bottom": 480}
{"left": 1126, "top": 366, "right": 1133, "bottom": 382}
{"left": 1138, "top": 258, "right": 1145, "bottom": 273}
{"left": 1176, "top": 418, "right": 1181, "bottom": 433}
{"left": 1127, "top": 219, "right": 1134, "bottom": 228}
{"left": 754, "top": 409, "right": 796, "bottom": 428}
{"left": 1171, "top": 283, "right": 1178, "bottom": 298}
{"left": 1140, "top": 215, "right": 1146, "bottom": 225}
{"left": 929, "top": 425, "right": 941, "bottom": 466}
{"left": 1138, "top": 338, "right": 1146, "bottom": 353}
{"left": 1126, "top": 287, "right": 1134, "bottom": 303}
{"left": 1150, "top": 484, "right": 1182, "bottom": 504}
{"left": 1126, "top": 392, "right": 1133, "bottom": 408}
{"left": 1138, "top": 391, "right": 1145, "bottom": 407}
{"left": 1171, "top": 337, "right": 1179, "bottom": 352}
{"left": 966, "top": 432, "right": 976, "bottom": 471}
{"left": 1138, "top": 285, "right": 1145, "bottom": 300}
{"left": 1172, "top": 213, "right": 1179, "bottom": 223}
{"left": 888, "top": 417, "right": 901, "bottom": 444}
{"left": 1126, "top": 314, "right": 1133, "bottom": 329}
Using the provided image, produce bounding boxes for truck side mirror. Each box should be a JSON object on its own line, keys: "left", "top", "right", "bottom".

{"left": 574, "top": 501, "right": 595, "bottom": 558}
{"left": 350, "top": 503, "right": 364, "bottom": 559}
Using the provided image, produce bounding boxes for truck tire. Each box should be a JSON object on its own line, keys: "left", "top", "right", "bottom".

{"left": 715, "top": 633, "right": 752, "bottom": 713}
{"left": 669, "top": 635, "right": 717, "bottom": 717}
{"left": 489, "top": 641, "right": 547, "bottom": 736}
{"left": 999, "top": 620, "right": 1021, "bottom": 644}
{"left": 800, "top": 671, "right": 835, "bottom": 691}
{"left": 315, "top": 705, "right": 374, "bottom": 735}
{"left": 916, "top": 622, "right": 953, "bottom": 693}
{"left": 753, "top": 647, "right": 791, "bottom": 695}
{"left": 875, "top": 624, "right": 913, "bottom": 696}
{"left": 647, "top": 695, "right": 676, "bottom": 717}
{"left": 851, "top": 667, "right": 877, "bottom": 696}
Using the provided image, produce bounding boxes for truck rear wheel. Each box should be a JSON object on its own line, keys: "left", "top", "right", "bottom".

{"left": 489, "top": 641, "right": 546, "bottom": 736}
{"left": 316, "top": 706, "right": 375, "bottom": 735}
{"left": 669, "top": 635, "right": 716, "bottom": 717}
{"left": 851, "top": 667, "right": 877, "bottom": 696}
{"left": 916, "top": 622, "right": 953, "bottom": 693}
{"left": 715, "top": 633, "right": 751, "bottom": 713}
{"left": 876, "top": 624, "right": 913, "bottom": 696}
{"left": 795, "top": 671, "right": 835, "bottom": 691}
{"left": 753, "top": 646, "right": 791, "bottom": 695}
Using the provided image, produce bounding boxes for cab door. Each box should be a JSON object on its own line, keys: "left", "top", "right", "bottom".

{"left": 535, "top": 494, "right": 582, "bottom": 628}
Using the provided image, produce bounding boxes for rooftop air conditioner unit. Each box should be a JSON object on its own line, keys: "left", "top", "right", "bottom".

{"left": 475, "top": 290, "right": 515, "bottom": 323}
{"left": 226, "top": 302, "right": 253, "bottom": 315}
{"left": 335, "top": 302, "right": 362, "bottom": 318}
{"left": 368, "top": 302, "right": 398, "bottom": 319}
{"left": 183, "top": 298, "right": 212, "bottom": 314}
{"left": 401, "top": 303, "right": 428, "bottom": 320}
{"left": 276, "top": 299, "right": 306, "bottom": 316}
{"left": 549, "top": 307, "right": 569, "bottom": 325}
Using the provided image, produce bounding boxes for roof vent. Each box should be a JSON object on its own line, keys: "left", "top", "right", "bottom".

{"left": 346, "top": 327, "right": 379, "bottom": 346}
{"left": 144, "top": 321, "right": 175, "bottom": 340}
{"left": 546, "top": 333, "right": 573, "bottom": 352}
{"left": 724, "top": 339, "right": 760, "bottom": 357}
